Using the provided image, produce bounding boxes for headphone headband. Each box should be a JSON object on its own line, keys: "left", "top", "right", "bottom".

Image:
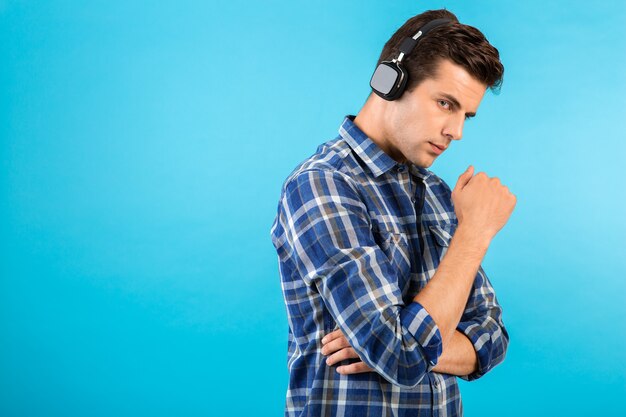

{"left": 397, "top": 18, "right": 452, "bottom": 61}
{"left": 370, "top": 18, "right": 452, "bottom": 101}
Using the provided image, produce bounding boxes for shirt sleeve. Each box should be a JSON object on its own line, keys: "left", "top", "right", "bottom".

{"left": 274, "top": 169, "right": 443, "bottom": 388}
{"left": 456, "top": 265, "right": 509, "bottom": 381}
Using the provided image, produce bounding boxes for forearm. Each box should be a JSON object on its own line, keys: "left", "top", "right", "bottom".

{"left": 413, "top": 225, "right": 490, "bottom": 349}
{"left": 430, "top": 330, "right": 478, "bottom": 376}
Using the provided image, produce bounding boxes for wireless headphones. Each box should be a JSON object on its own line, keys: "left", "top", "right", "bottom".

{"left": 370, "top": 18, "right": 451, "bottom": 101}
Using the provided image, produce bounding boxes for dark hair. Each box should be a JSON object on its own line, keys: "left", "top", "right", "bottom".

{"left": 376, "top": 9, "right": 504, "bottom": 93}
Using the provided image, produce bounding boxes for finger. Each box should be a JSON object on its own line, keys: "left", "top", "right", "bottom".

{"left": 337, "top": 361, "right": 374, "bottom": 375}
{"left": 326, "top": 347, "right": 361, "bottom": 366}
{"left": 453, "top": 165, "right": 474, "bottom": 191}
{"left": 321, "top": 329, "right": 343, "bottom": 345}
{"left": 321, "top": 334, "right": 352, "bottom": 356}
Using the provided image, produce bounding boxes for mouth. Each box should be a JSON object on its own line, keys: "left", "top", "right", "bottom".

{"left": 429, "top": 142, "right": 447, "bottom": 155}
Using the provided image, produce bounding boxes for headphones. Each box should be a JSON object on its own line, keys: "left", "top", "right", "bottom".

{"left": 370, "top": 18, "right": 451, "bottom": 101}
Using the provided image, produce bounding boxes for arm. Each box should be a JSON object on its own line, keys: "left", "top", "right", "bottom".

{"left": 412, "top": 168, "right": 515, "bottom": 354}
{"left": 321, "top": 167, "right": 514, "bottom": 379}
{"left": 430, "top": 265, "right": 509, "bottom": 379}
{"left": 430, "top": 330, "right": 478, "bottom": 376}
{"left": 322, "top": 249, "right": 508, "bottom": 379}
{"left": 274, "top": 169, "right": 443, "bottom": 388}
{"left": 455, "top": 265, "right": 509, "bottom": 380}
{"left": 411, "top": 224, "right": 490, "bottom": 353}
{"left": 323, "top": 328, "right": 477, "bottom": 376}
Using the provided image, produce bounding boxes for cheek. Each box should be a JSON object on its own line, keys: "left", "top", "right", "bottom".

{"left": 405, "top": 124, "right": 427, "bottom": 143}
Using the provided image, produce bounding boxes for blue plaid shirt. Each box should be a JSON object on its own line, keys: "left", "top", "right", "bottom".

{"left": 270, "top": 115, "right": 509, "bottom": 417}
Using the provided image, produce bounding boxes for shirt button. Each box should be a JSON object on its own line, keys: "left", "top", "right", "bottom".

{"left": 397, "top": 165, "right": 405, "bottom": 172}
{"left": 411, "top": 196, "right": 416, "bottom": 204}
{"left": 433, "top": 380, "right": 439, "bottom": 389}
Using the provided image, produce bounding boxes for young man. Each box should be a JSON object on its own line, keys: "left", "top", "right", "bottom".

{"left": 270, "top": 9, "right": 516, "bottom": 417}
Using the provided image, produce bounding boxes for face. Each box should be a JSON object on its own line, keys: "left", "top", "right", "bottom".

{"left": 382, "top": 59, "right": 487, "bottom": 168}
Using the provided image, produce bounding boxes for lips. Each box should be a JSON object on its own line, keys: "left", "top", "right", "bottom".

{"left": 429, "top": 142, "right": 447, "bottom": 155}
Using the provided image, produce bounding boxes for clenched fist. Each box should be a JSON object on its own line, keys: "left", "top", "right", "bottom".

{"left": 451, "top": 165, "right": 517, "bottom": 243}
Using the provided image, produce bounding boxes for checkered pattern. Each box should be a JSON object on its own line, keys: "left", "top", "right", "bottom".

{"left": 270, "top": 116, "right": 509, "bottom": 416}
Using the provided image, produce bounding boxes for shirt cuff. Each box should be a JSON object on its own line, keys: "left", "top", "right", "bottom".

{"left": 400, "top": 301, "right": 443, "bottom": 368}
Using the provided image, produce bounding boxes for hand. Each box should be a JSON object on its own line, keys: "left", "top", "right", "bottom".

{"left": 321, "top": 329, "right": 374, "bottom": 375}
{"left": 451, "top": 165, "right": 517, "bottom": 242}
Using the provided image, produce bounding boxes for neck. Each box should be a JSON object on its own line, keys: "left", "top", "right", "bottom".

{"left": 353, "top": 94, "right": 404, "bottom": 163}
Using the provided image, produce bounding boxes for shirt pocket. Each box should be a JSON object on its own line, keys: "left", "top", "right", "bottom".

{"left": 371, "top": 226, "right": 412, "bottom": 288}
{"left": 428, "top": 222, "right": 457, "bottom": 247}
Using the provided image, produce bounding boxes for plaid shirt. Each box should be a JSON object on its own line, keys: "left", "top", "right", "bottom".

{"left": 270, "top": 115, "right": 509, "bottom": 417}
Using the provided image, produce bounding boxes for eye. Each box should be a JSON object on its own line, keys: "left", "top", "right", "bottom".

{"left": 438, "top": 99, "right": 451, "bottom": 110}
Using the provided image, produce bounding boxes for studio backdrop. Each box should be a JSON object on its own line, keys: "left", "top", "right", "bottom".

{"left": 1, "top": 1, "right": 624, "bottom": 416}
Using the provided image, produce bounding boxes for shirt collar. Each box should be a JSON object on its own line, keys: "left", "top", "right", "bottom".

{"left": 338, "top": 115, "right": 433, "bottom": 180}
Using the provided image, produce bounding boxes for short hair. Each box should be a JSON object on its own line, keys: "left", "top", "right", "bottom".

{"left": 376, "top": 9, "right": 504, "bottom": 93}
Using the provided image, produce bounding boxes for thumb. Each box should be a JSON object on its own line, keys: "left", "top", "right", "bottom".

{"left": 454, "top": 165, "right": 474, "bottom": 191}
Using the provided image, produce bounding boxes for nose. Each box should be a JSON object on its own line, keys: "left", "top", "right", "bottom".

{"left": 442, "top": 117, "right": 465, "bottom": 141}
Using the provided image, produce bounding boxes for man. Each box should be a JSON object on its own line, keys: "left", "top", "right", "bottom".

{"left": 270, "top": 9, "right": 516, "bottom": 417}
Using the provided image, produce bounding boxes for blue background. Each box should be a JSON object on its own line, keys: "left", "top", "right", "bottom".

{"left": 1, "top": 1, "right": 625, "bottom": 415}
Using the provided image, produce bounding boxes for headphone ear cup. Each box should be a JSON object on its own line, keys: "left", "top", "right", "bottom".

{"left": 387, "top": 65, "right": 408, "bottom": 101}
{"left": 370, "top": 61, "right": 402, "bottom": 101}
{"left": 370, "top": 61, "right": 408, "bottom": 101}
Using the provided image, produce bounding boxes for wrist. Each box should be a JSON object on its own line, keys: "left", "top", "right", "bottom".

{"left": 452, "top": 224, "right": 491, "bottom": 253}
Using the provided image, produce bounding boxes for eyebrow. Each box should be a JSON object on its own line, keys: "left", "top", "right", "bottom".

{"left": 439, "top": 92, "right": 477, "bottom": 118}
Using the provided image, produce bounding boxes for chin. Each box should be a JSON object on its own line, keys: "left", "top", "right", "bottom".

{"left": 413, "top": 158, "right": 433, "bottom": 168}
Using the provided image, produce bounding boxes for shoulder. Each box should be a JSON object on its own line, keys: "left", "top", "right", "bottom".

{"left": 280, "top": 137, "right": 361, "bottom": 198}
